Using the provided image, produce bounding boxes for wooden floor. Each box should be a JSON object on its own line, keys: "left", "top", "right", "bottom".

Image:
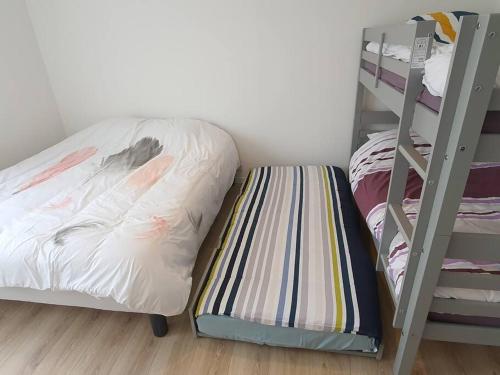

{"left": 0, "top": 185, "right": 499, "bottom": 375}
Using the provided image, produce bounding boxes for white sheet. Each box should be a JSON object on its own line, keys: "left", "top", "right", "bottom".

{"left": 366, "top": 41, "right": 500, "bottom": 97}
{"left": 0, "top": 118, "right": 239, "bottom": 316}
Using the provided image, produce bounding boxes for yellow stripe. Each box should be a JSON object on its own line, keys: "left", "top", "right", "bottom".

{"left": 430, "top": 12, "right": 456, "bottom": 43}
{"left": 321, "top": 166, "right": 343, "bottom": 331}
{"left": 195, "top": 170, "right": 255, "bottom": 316}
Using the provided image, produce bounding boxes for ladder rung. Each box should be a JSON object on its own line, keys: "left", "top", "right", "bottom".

{"left": 388, "top": 203, "right": 413, "bottom": 246}
{"left": 398, "top": 144, "right": 427, "bottom": 179}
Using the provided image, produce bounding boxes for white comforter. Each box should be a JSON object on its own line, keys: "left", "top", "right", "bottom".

{"left": 366, "top": 41, "right": 500, "bottom": 97}
{"left": 0, "top": 118, "right": 239, "bottom": 316}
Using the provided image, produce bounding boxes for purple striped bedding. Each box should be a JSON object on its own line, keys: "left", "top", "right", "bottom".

{"left": 362, "top": 61, "right": 500, "bottom": 134}
{"left": 349, "top": 129, "right": 500, "bottom": 303}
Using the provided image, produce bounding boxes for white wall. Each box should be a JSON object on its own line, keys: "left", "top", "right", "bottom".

{"left": 0, "top": 1, "right": 64, "bottom": 169}
{"left": 26, "top": 1, "right": 500, "bottom": 175}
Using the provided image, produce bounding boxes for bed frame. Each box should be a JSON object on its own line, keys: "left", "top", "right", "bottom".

{"left": 0, "top": 287, "right": 168, "bottom": 337}
{"left": 351, "top": 14, "right": 500, "bottom": 375}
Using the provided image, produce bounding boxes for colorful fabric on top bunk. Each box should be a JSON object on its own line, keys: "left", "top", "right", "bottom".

{"left": 349, "top": 130, "right": 500, "bottom": 299}
{"left": 410, "top": 11, "right": 478, "bottom": 44}
{"left": 196, "top": 166, "right": 381, "bottom": 339}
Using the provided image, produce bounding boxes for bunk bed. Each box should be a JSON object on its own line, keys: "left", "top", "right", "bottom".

{"left": 350, "top": 13, "right": 500, "bottom": 375}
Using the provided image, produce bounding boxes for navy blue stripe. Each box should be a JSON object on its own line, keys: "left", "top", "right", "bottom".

{"left": 411, "top": 16, "right": 425, "bottom": 22}
{"left": 326, "top": 166, "right": 354, "bottom": 332}
{"left": 331, "top": 166, "right": 381, "bottom": 338}
{"left": 223, "top": 166, "right": 272, "bottom": 316}
{"left": 288, "top": 166, "right": 304, "bottom": 327}
{"left": 211, "top": 168, "right": 265, "bottom": 315}
{"left": 433, "top": 33, "right": 448, "bottom": 44}
{"left": 452, "top": 11, "right": 477, "bottom": 20}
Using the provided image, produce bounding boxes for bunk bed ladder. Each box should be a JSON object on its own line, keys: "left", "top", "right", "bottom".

{"left": 394, "top": 14, "right": 500, "bottom": 374}
{"left": 375, "top": 20, "right": 435, "bottom": 272}
{"left": 377, "top": 15, "right": 484, "bottom": 328}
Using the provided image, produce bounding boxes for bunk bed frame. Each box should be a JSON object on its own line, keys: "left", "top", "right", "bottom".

{"left": 351, "top": 13, "right": 500, "bottom": 375}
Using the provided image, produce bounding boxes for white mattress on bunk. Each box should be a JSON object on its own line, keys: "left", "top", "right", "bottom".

{"left": 0, "top": 117, "right": 239, "bottom": 316}
{"left": 366, "top": 41, "right": 500, "bottom": 97}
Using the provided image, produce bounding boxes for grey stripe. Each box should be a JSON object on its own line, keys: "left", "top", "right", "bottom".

{"left": 275, "top": 166, "right": 298, "bottom": 326}
{"left": 232, "top": 167, "right": 280, "bottom": 317}
{"left": 296, "top": 166, "right": 310, "bottom": 328}
{"left": 317, "top": 166, "right": 334, "bottom": 329}
{"left": 254, "top": 166, "right": 288, "bottom": 323}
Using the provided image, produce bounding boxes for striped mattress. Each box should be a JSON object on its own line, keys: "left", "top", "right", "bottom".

{"left": 194, "top": 166, "right": 381, "bottom": 342}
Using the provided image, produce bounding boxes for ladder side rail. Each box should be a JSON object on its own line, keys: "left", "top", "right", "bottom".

{"left": 376, "top": 21, "right": 435, "bottom": 270}
{"left": 351, "top": 29, "right": 367, "bottom": 157}
{"left": 393, "top": 14, "right": 500, "bottom": 375}
{"left": 392, "top": 15, "right": 479, "bottom": 328}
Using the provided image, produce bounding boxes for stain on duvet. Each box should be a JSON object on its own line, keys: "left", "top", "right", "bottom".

{"left": 14, "top": 147, "right": 97, "bottom": 194}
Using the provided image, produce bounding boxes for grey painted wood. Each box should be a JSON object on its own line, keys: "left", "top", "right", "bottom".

{"left": 351, "top": 30, "right": 366, "bottom": 157}
{"left": 398, "top": 144, "right": 427, "bottom": 178}
{"left": 392, "top": 15, "right": 479, "bottom": 330}
{"left": 430, "top": 298, "right": 500, "bottom": 318}
{"left": 412, "top": 104, "right": 439, "bottom": 144}
{"left": 474, "top": 133, "right": 500, "bottom": 162}
{"left": 351, "top": 16, "right": 500, "bottom": 374}
{"left": 438, "top": 271, "right": 500, "bottom": 291}
{"left": 364, "top": 22, "right": 418, "bottom": 46}
{"left": 489, "top": 88, "right": 500, "bottom": 109}
{"left": 377, "top": 20, "right": 435, "bottom": 303}
{"left": 359, "top": 68, "right": 403, "bottom": 116}
{"left": 393, "top": 14, "right": 500, "bottom": 375}
{"left": 360, "top": 110, "right": 399, "bottom": 125}
{"left": 423, "top": 322, "right": 500, "bottom": 346}
{"left": 388, "top": 203, "right": 413, "bottom": 245}
{"left": 380, "top": 256, "right": 398, "bottom": 304}
{"left": 374, "top": 33, "right": 385, "bottom": 88}
{"left": 197, "top": 330, "right": 381, "bottom": 358}
{"left": 447, "top": 232, "right": 500, "bottom": 261}
{"left": 361, "top": 51, "right": 409, "bottom": 77}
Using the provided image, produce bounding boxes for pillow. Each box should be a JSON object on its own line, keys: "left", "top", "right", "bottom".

{"left": 409, "top": 11, "right": 477, "bottom": 44}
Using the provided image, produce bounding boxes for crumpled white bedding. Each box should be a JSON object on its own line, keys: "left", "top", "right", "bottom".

{"left": 0, "top": 118, "right": 239, "bottom": 316}
{"left": 366, "top": 41, "right": 500, "bottom": 97}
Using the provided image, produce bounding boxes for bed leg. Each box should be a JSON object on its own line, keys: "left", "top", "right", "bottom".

{"left": 149, "top": 314, "right": 168, "bottom": 337}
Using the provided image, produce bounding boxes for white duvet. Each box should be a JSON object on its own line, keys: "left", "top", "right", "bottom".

{"left": 0, "top": 118, "right": 239, "bottom": 316}
{"left": 366, "top": 41, "right": 500, "bottom": 97}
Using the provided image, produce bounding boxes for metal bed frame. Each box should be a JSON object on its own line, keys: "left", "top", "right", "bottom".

{"left": 350, "top": 14, "right": 500, "bottom": 375}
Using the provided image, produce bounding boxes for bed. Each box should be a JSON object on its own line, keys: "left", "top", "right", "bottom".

{"left": 0, "top": 117, "right": 239, "bottom": 335}
{"left": 191, "top": 166, "right": 382, "bottom": 356}
{"left": 355, "top": 16, "right": 500, "bottom": 321}
{"left": 361, "top": 60, "right": 500, "bottom": 133}
{"left": 352, "top": 12, "right": 500, "bottom": 374}
{"left": 350, "top": 129, "right": 500, "bottom": 313}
